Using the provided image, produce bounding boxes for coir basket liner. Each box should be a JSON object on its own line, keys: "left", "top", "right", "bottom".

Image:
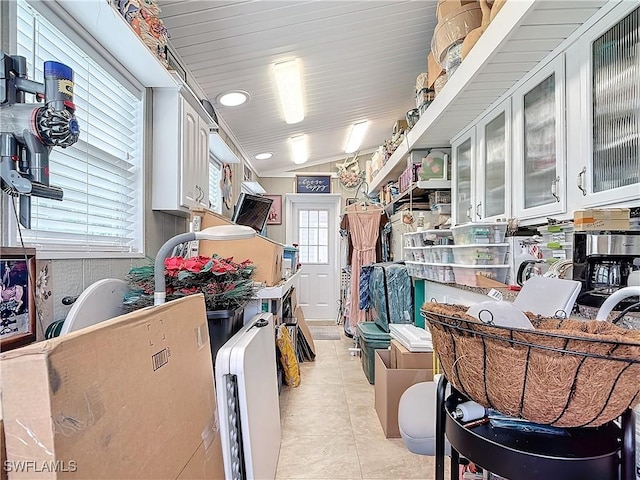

{"left": 422, "top": 303, "right": 640, "bottom": 428}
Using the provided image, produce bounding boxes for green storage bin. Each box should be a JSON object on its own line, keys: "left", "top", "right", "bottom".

{"left": 357, "top": 322, "right": 391, "bottom": 384}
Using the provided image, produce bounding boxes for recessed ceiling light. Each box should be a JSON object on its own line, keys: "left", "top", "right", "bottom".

{"left": 217, "top": 90, "right": 250, "bottom": 107}
{"left": 255, "top": 152, "right": 273, "bottom": 160}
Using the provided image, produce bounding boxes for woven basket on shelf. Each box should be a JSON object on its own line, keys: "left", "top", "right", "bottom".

{"left": 421, "top": 303, "right": 640, "bottom": 428}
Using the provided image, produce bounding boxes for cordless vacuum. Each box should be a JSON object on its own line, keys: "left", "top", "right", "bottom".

{"left": 1, "top": 52, "right": 80, "bottom": 228}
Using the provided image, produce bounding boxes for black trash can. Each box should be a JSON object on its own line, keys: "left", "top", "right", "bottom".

{"left": 206, "top": 308, "right": 244, "bottom": 368}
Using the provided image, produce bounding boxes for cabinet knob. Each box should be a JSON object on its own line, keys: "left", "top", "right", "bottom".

{"left": 577, "top": 167, "right": 587, "bottom": 196}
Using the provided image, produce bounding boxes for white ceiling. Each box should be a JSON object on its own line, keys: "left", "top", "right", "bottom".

{"left": 157, "top": 0, "right": 438, "bottom": 177}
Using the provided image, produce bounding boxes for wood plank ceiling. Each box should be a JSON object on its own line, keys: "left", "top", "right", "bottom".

{"left": 157, "top": 0, "right": 438, "bottom": 176}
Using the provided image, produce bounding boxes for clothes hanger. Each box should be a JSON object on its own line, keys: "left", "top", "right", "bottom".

{"left": 347, "top": 181, "right": 383, "bottom": 213}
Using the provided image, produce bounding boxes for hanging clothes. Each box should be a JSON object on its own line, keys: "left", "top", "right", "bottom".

{"left": 344, "top": 204, "right": 383, "bottom": 331}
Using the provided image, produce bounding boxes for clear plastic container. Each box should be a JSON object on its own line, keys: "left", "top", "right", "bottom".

{"left": 432, "top": 203, "right": 452, "bottom": 215}
{"left": 452, "top": 265, "right": 510, "bottom": 287}
{"left": 451, "top": 222, "right": 508, "bottom": 245}
{"left": 445, "top": 41, "right": 463, "bottom": 77}
{"left": 537, "top": 223, "right": 574, "bottom": 244}
{"left": 451, "top": 244, "right": 509, "bottom": 265}
{"left": 428, "top": 245, "right": 454, "bottom": 263}
{"left": 422, "top": 229, "right": 454, "bottom": 245}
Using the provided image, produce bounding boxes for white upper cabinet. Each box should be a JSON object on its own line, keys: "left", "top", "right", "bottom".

{"left": 452, "top": 127, "right": 475, "bottom": 225}
{"left": 152, "top": 85, "right": 212, "bottom": 215}
{"left": 567, "top": 3, "right": 640, "bottom": 208}
{"left": 476, "top": 99, "right": 511, "bottom": 222}
{"left": 452, "top": 99, "right": 510, "bottom": 225}
{"left": 512, "top": 55, "right": 566, "bottom": 220}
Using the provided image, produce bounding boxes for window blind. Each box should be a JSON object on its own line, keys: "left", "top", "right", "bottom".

{"left": 208, "top": 158, "right": 222, "bottom": 214}
{"left": 15, "top": 0, "right": 143, "bottom": 254}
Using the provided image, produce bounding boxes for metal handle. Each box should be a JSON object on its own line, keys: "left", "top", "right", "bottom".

{"left": 465, "top": 206, "right": 472, "bottom": 220}
{"left": 577, "top": 166, "right": 587, "bottom": 196}
{"left": 475, "top": 202, "right": 482, "bottom": 219}
{"left": 551, "top": 176, "right": 560, "bottom": 202}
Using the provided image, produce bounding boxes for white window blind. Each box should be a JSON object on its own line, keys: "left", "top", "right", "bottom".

{"left": 15, "top": 0, "right": 143, "bottom": 255}
{"left": 208, "top": 157, "right": 222, "bottom": 214}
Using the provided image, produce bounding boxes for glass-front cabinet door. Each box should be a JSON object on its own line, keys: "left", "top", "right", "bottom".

{"left": 476, "top": 99, "right": 510, "bottom": 221}
{"left": 571, "top": 4, "right": 639, "bottom": 206}
{"left": 513, "top": 55, "right": 566, "bottom": 220}
{"left": 452, "top": 127, "right": 475, "bottom": 225}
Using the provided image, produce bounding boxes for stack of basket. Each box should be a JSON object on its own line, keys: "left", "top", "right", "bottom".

{"left": 427, "top": 0, "right": 508, "bottom": 97}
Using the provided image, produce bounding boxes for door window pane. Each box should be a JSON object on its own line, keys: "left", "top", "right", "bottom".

{"left": 523, "top": 74, "right": 556, "bottom": 208}
{"left": 300, "top": 211, "right": 309, "bottom": 227}
{"left": 297, "top": 208, "right": 329, "bottom": 264}
{"left": 484, "top": 112, "right": 506, "bottom": 218}
{"left": 319, "top": 211, "right": 328, "bottom": 227}
{"left": 309, "top": 210, "right": 319, "bottom": 227}
{"left": 592, "top": 7, "right": 639, "bottom": 192}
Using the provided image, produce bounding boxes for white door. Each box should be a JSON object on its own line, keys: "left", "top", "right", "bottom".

{"left": 286, "top": 194, "right": 340, "bottom": 321}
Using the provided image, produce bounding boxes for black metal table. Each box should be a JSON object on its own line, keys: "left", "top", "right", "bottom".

{"left": 434, "top": 375, "right": 636, "bottom": 480}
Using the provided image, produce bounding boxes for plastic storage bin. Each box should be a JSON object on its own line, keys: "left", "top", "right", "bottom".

{"left": 451, "top": 222, "right": 508, "bottom": 245}
{"left": 422, "top": 229, "right": 454, "bottom": 245}
{"left": 452, "top": 265, "right": 510, "bottom": 287}
{"left": 425, "top": 245, "right": 454, "bottom": 263}
{"left": 451, "top": 244, "right": 509, "bottom": 265}
{"left": 357, "top": 321, "right": 391, "bottom": 384}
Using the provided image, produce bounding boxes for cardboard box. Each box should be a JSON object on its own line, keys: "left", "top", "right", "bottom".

{"left": 390, "top": 339, "right": 434, "bottom": 370}
{"left": 374, "top": 349, "right": 433, "bottom": 438}
{"left": 574, "top": 208, "right": 630, "bottom": 231}
{"left": 0, "top": 295, "right": 224, "bottom": 479}
{"left": 427, "top": 52, "right": 444, "bottom": 89}
{"left": 436, "top": 0, "right": 479, "bottom": 21}
{"left": 192, "top": 209, "right": 284, "bottom": 286}
{"left": 432, "top": 3, "right": 482, "bottom": 65}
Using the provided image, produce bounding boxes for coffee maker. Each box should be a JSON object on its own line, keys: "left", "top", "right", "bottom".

{"left": 573, "top": 231, "right": 640, "bottom": 308}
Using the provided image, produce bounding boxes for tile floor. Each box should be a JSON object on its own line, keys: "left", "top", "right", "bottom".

{"left": 276, "top": 325, "right": 446, "bottom": 479}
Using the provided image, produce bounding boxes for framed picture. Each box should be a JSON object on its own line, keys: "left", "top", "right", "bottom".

{"left": 1, "top": 247, "right": 36, "bottom": 351}
{"left": 296, "top": 175, "right": 331, "bottom": 194}
{"left": 265, "top": 195, "right": 282, "bottom": 225}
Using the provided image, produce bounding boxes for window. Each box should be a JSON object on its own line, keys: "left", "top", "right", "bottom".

{"left": 13, "top": 0, "right": 144, "bottom": 256}
{"left": 297, "top": 209, "right": 329, "bottom": 264}
{"left": 591, "top": 7, "right": 639, "bottom": 192}
{"left": 208, "top": 157, "right": 222, "bottom": 214}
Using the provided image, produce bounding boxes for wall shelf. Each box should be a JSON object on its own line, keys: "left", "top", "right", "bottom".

{"left": 369, "top": 0, "right": 611, "bottom": 194}
{"left": 58, "top": 0, "right": 178, "bottom": 88}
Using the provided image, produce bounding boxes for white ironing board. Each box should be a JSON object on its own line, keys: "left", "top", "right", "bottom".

{"left": 60, "top": 278, "right": 128, "bottom": 335}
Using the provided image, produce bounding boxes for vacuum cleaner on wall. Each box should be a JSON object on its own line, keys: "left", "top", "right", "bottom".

{"left": 0, "top": 51, "right": 79, "bottom": 228}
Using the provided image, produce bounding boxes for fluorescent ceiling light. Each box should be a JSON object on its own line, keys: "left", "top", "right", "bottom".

{"left": 273, "top": 59, "right": 304, "bottom": 124}
{"left": 290, "top": 135, "right": 308, "bottom": 164}
{"left": 345, "top": 121, "right": 369, "bottom": 154}
{"left": 255, "top": 152, "right": 273, "bottom": 160}
{"left": 217, "top": 90, "right": 249, "bottom": 107}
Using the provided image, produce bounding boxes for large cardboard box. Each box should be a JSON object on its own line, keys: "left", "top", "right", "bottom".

{"left": 374, "top": 349, "right": 433, "bottom": 438}
{"left": 436, "top": 0, "right": 478, "bottom": 21}
{"left": 573, "top": 208, "right": 630, "bottom": 231}
{"left": 390, "top": 339, "right": 435, "bottom": 371}
{"left": 0, "top": 295, "right": 224, "bottom": 479}
{"left": 427, "top": 52, "right": 444, "bottom": 89}
{"left": 192, "top": 209, "right": 284, "bottom": 286}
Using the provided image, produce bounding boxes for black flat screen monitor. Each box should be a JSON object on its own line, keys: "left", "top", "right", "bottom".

{"left": 231, "top": 193, "right": 274, "bottom": 233}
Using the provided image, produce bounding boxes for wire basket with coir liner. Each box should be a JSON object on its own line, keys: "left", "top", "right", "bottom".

{"left": 421, "top": 302, "right": 640, "bottom": 428}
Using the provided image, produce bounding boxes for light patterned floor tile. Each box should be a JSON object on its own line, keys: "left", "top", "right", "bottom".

{"left": 276, "top": 435, "right": 361, "bottom": 479}
{"left": 282, "top": 402, "right": 353, "bottom": 438}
